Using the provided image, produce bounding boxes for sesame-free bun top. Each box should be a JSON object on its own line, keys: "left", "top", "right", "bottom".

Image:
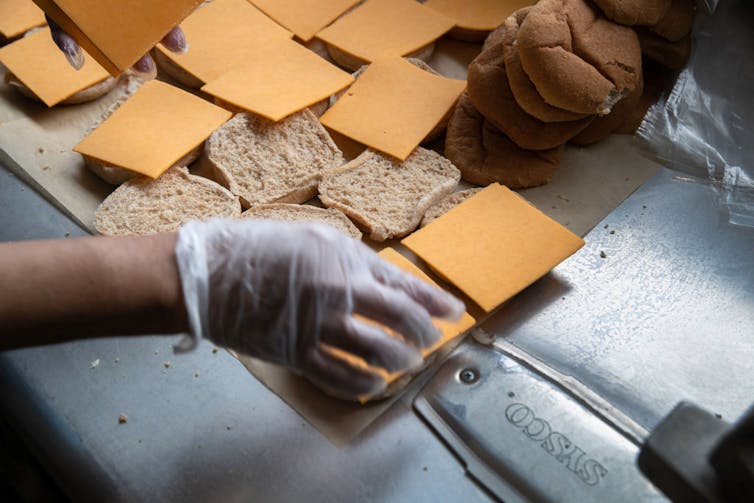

{"left": 516, "top": 0, "right": 642, "bottom": 116}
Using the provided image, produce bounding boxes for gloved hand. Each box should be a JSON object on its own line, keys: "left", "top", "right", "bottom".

{"left": 46, "top": 15, "right": 187, "bottom": 75}
{"left": 174, "top": 219, "right": 465, "bottom": 400}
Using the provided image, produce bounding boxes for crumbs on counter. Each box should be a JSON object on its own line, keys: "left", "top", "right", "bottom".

{"left": 118, "top": 413, "right": 128, "bottom": 424}
{"left": 600, "top": 251, "right": 607, "bottom": 259}
{"left": 163, "top": 361, "right": 171, "bottom": 369}
{"left": 90, "top": 359, "right": 100, "bottom": 369}
{"left": 212, "top": 347, "right": 219, "bottom": 354}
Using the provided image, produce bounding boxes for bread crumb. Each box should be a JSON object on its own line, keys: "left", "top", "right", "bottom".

{"left": 118, "top": 414, "right": 128, "bottom": 424}
{"left": 64, "top": 232, "right": 70, "bottom": 238}
{"left": 610, "top": 230, "right": 615, "bottom": 235}
{"left": 194, "top": 372, "right": 199, "bottom": 378}
{"left": 163, "top": 361, "right": 171, "bottom": 369}
{"left": 37, "top": 147, "right": 44, "bottom": 154}
{"left": 226, "top": 425, "right": 232, "bottom": 431}
{"left": 114, "top": 358, "right": 120, "bottom": 363}
{"left": 42, "top": 165, "right": 50, "bottom": 171}
{"left": 154, "top": 350, "right": 159, "bottom": 355}
{"left": 90, "top": 359, "right": 100, "bottom": 369}
{"left": 604, "top": 224, "right": 609, "bottom": 229}
{"left": 212, "top": 347, "right": 218, "bottom": 354}
{"left": 600, "top": 251, "right": 607, "bottom": 259}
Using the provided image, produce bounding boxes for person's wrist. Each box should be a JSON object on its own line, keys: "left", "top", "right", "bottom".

{"left": 149, "top": 232, "right": 189, "bottom": 334}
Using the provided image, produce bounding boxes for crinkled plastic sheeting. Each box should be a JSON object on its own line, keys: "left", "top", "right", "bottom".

{"left": 637, "top": 0, "right": 754, "bottom": 228}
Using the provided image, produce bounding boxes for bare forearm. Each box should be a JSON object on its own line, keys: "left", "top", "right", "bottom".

{"left": 0, "top": 233, "right": 188, "bottom": 350}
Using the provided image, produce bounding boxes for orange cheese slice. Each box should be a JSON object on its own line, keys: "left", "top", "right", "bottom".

{"left": 201, "top": 37, "right": 354, "bottom": 121}
{"left": 424, "top": 0, "right": 535, "bottom": 31}
{"left": 153, "top": 0, "right": 293, "bottom": 85}
{"left": 0, "top": 28, "right": 110, "bottom": 107}
{"left": 33, "top": 0, "right": 201, "bottom": 75}
{"left": 319, "top": 57, "right": 465, "bottom": 160}
{"left": 322, "top": 247, "right": 475, "bottom": 402}
{"left": 0, "top": 0, "right": 46, "bottom": 39}
{"left": 249, "top": 0, "right": 361, "bottom": 42}
{"left": 315, "top": 0, "right": 455, "bottom": 63}
{"left": 403, "top": 184, "right": 585, "bottom": 312}
{"left": 74, "top": 80, "right": 232, "bottom": 178}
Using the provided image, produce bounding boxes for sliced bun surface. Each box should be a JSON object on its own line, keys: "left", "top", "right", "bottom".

{"left": 95, "top": 167, "right": 241, "bottom": 236}
{"left": 241, "top": 203, "right": 362, "bottom": 239}
{"left": 205, "top": 110, "right": 345, "bottom": 208}
{"left": 319, "top": 147, "right": 460, "bottom": 241}
{"left": 420, "top": 187, "right": 483, "bottom": 227}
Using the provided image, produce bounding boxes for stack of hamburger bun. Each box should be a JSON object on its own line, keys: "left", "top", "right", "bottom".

{"left": 446, "top": 0, "right": 695, "bottom": 189}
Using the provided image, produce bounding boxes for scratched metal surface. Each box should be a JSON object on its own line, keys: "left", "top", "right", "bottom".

{"left": 415, "top": 343, "right": 665, "bottom": 502}
{"left": 483, "top": 169, "right": 754, "bottom": 432}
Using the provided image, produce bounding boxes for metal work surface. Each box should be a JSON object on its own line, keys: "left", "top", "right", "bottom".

{"left": 483, "top": 169, "right": 754, "bottom": 433}
{"left": 0, "top": 167, "right": 492, "bottom": 502}
{"left": 2, "top": 164, "right": 753, "bottom": 501}
{"left": 415, "top": 343, "right": 664, "bottom": 502}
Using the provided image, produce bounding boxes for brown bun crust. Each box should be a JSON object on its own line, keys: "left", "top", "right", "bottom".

{"left": 503, "top": 8, "right": 591, "bottom": 123}
{"left": 637, "top": 29, "right": 691, "bottom": 70}
{"left": 651, "top": 0, "right": 696, "bottom": 42}
{"left": 516, "top": 0, "right": 642, "bottom": 115}
{"left": 592, "top": 0, "right": 671, "bottom": 26}
{"left": 445, "top": 93, "right": 562, "bottom": 188}
{"left": 570, "top": 67, "right": 644, "bottom": 145}
{"left": 615, "top": 61, "right": 676, "bottom": 134}
{"left": 467, "top": 30, "right": 594, "bottom": 150}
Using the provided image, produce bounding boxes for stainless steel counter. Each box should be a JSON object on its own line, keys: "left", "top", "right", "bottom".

{"left": 1, "top": 164, "right": 752, "bottom": 502}
{"left": 485, "top": 169, "right": 754, "bottom": 432}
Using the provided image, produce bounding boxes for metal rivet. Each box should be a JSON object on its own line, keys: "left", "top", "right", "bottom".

{"left": 459, "top": 368, "right": 478, "bottom": 384}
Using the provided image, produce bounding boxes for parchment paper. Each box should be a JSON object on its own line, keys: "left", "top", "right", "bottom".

{"left": 0, "top": 38, "right": 660, "bottom": 446}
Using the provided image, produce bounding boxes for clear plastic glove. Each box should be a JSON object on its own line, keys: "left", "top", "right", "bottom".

{"left": 174, "top": 219, "right": 465, "bottom": 400}
{"left": 45, "top": 15, "right": 187, "bottom": 76}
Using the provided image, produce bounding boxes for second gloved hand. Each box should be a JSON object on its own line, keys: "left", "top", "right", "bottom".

{"left": 174, "top": 219, "right": 465, "bottom": 400}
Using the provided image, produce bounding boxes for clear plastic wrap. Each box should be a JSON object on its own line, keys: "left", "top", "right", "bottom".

{"left": 637, "top": 0, "right": 754, "bottom": 227}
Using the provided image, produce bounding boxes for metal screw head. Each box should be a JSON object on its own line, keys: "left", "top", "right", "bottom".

{"left": 459, "top": 368, "right": 479, "bottom": 384}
